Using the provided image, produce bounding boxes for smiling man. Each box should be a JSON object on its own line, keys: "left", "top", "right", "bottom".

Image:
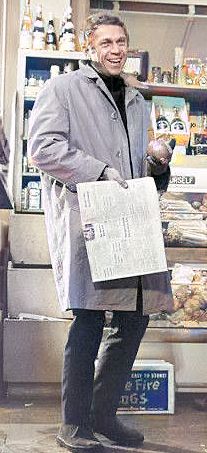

{"left": 28, "top": 14, "right": 173, "bottom": 452}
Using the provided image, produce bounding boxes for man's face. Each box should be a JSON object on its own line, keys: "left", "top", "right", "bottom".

{"left": 90, "top": 24, "right": 128, "bottom": 76}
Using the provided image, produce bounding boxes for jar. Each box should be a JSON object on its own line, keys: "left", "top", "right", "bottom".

{"left": 151, "top": 66, "right": 162, "bottom": 83}
{"left": 28, "top": 74, "right": 37, "bottom": 86}
{"left": 173, "top": 65, "right": 186, "bottom": 85}
{"left": 162, "top": 71, "right": 172, "bottom": 84}
{"left": 50, "top": 65, "right": 60, "bottom": 78}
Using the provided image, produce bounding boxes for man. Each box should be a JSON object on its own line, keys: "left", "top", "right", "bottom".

{"left": 28, "top": 14, "right": 173, "bottom": 452}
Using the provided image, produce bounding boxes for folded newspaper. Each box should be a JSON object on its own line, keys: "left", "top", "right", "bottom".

{"left": 77, "top": 176, "right": 167, "bottom": 282}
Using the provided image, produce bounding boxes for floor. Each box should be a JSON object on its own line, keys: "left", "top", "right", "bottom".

{"left": 0, "top": 393, "right": 206, "bottom": 453}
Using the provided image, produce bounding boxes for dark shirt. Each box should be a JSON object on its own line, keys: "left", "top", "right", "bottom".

{"left": 98, "top": 72, "right": 128, "bottom": 133}
{"left": 91, "top": 64, "right": 133, "bottom": 175}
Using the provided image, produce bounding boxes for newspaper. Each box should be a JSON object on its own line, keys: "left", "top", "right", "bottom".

{"left": 77, "top": 176, "right": 167, "bottom": 282}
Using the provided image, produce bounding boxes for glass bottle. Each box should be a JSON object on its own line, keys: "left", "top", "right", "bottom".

{"left": 32, "top": 4, "right": 45, "bottom": 50}
{"left": 59, "top": 9, "right": 68, "bottom": 51}
{"left": 151, "top": 67, "right": 162, "bottom": 84}
{"left": 46, "top": 13, "right": 57, "bottom": 51}
{"left": 155, "top": 105, "right": 170, "bottom": 131}
{"left": 19, "top": 0, "right": 33, "bottom": 49}
{"left": 61, "top": 6, "right": 75, "bottom": 52}
{"left": 170, "top": 107, "right": 186, "bottom": 132}
{"left": 198, "top": 64, "right": 207, "bottom": 87}
{"left": 50, "top": 65, "right": 60, "bottom": 78}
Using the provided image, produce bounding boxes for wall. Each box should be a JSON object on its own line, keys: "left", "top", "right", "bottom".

{"left": 121, "top": 12, "right": 207, "bottom": 72}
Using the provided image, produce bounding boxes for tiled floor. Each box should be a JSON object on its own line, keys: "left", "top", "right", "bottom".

{"left": 0, "top": 393, "right": 206, "bottom": 453}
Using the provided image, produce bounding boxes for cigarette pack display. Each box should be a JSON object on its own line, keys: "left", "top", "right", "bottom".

{"left": 151, "top": 96, "right": 190, "bottom": 146}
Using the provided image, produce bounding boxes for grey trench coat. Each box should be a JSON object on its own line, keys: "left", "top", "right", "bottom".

{"left": 28, "top": 63, "right": 173, "bottom": 314}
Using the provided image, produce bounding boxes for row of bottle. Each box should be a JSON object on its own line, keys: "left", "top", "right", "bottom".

{"left": 20, "top": 1, "right": 79, "bottom": 52}
{"left": 24, "top": 60, "right": 76, "bottom": 99}
{"left": 21, "top": 181, "right": 42, "bottom": 211}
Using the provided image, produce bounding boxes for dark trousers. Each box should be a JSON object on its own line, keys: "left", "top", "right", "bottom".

{"left": 62, "top": 309, "right": 149, "bottom": 426}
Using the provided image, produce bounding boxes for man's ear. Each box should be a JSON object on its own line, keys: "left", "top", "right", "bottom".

{"left": 87, "top": 46, "right": 98, "bottom": 61}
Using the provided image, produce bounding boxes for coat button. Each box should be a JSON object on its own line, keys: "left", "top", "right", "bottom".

{"left": 111, "top": 111, "right": 118, "bottom": 120}
{"left": 116, "top": 151, "right": 121, "bottom": 158}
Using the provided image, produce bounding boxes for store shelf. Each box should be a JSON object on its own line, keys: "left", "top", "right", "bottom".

{"left": 139, "top": 82, "right": 207, "bottom": 104}
{"left": 21, "top": 210, "right": 44, "bottom": 213}
{"left": 24, "top": 97, "right": 36, "bottom": 102}
{"left": 22, "top": 172, "right": 40, "bottom": 177}
{"left": 166, "top": 247, "right": 207, "bottom": 265}
{"left": 19, "top": 48, "right": 87, "bottom": 60}
{"left": 144, "top": 325, "right": 207, "bottom": 343}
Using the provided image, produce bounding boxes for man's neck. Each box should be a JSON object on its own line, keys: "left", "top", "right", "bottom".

{"left": 90, "top": 61, "right": 122, "bottom": 80}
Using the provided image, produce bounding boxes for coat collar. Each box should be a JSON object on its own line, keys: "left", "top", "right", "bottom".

{"left": 79, "top": 62, "right": 140, "bottom": 106}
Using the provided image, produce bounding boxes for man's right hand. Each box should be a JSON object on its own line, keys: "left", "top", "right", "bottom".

{"left": 101, "top": 167, "right": 128, "bottom": 189}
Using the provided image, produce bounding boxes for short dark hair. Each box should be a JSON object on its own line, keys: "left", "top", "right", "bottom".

{"left": 84, "top": 13, "right": 129, "bottom": 46}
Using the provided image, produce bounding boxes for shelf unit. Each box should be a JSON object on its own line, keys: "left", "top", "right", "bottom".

{"left": 14, "top": 49, "right": 87, "bottom": 212}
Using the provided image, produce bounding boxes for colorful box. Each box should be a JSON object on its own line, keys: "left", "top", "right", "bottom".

{"left": 151, "top": 96, "right": 190, "bottom": 146}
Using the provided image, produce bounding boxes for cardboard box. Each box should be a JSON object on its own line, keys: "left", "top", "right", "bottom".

{"left": 151, "top": 96, "right": 190, "bottom": 146}
{"left": 118, "top": 360, "right": 174, "bottom": 414}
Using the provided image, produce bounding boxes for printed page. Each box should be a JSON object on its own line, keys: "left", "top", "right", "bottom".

{"left": 77, "top": 177, "right": 167, "bottom": 282}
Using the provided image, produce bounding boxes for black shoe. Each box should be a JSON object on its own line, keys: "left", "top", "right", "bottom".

{"left": 93, "top": 416, "right": 144, "bottom": 447}
{"left": 56, "top": 424, "right": 102, "bottom": 451}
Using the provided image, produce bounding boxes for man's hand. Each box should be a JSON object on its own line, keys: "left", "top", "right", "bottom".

{"left": 101, "top": 167, "right": 128, "bottom": 189}
{"left": 147, "top": 138, "right": 176, "bottom": 175}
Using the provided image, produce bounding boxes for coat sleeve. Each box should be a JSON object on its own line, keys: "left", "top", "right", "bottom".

{"left": 143, "top": 109, "right": 170, "bottom": 192}
{"left": 28, "top": 78, "right": 107, "bottom": 186}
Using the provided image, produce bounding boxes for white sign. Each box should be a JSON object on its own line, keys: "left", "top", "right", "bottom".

{"left": 77, "top": 177, "right": 167, "bottom": 282}
{"left": 168, "top": 166, "right": 207, "bottom": 192}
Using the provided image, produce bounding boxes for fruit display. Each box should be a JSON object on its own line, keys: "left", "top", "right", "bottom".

{"left": 169, "top": 264, "right": 207, "bottom": 326}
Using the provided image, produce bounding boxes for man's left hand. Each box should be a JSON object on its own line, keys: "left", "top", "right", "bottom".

{"left": 147, "top": 138, "right": 176, "bottom": 175}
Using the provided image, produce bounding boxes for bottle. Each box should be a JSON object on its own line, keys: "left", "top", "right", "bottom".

{"left": 155, "top": 105, "right": 170, "bottom": 131}
{"left": 21, "top": 187, "right": 29, "bottom": 210}
{"left": 198, "top": 64, "right": 207, "bottom": 87}
{"left": 22, "top": 155, "right": 28, "bottom": 173}
{"left": 20, "top": 0, "right": 33, "bottom": 49}
{"left": 50, "top": 65, "right": 60, "bottom": 78}
{"left": 162, "top": 71, "right": 172, "bottom": 85}
{"left": 23, "top": 111, "right": 29, "bottom": 139}
{"left": 78, "top": 29, "right": 87, "bottom": 52}
{"left": 28, "top": 181, "right": 41, "bottom": 210}
{"left": 61, "top": 6, "right": 75, "bottom": 52}
{"left": 59, "top": 9, "right": 68, "bottom": 51}
{"left": 170, "top": 107, "right": 186, "bottom": 132}
{"left": 32, "top": 4, "right": 45, "bottom": 50}
{"left": 46, "top": 13, "right": 57, "bottom": 51}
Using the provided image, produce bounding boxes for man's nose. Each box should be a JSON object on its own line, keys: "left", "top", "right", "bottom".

{"left": 111, "top": 43, "right": 120, "bottom": 53}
